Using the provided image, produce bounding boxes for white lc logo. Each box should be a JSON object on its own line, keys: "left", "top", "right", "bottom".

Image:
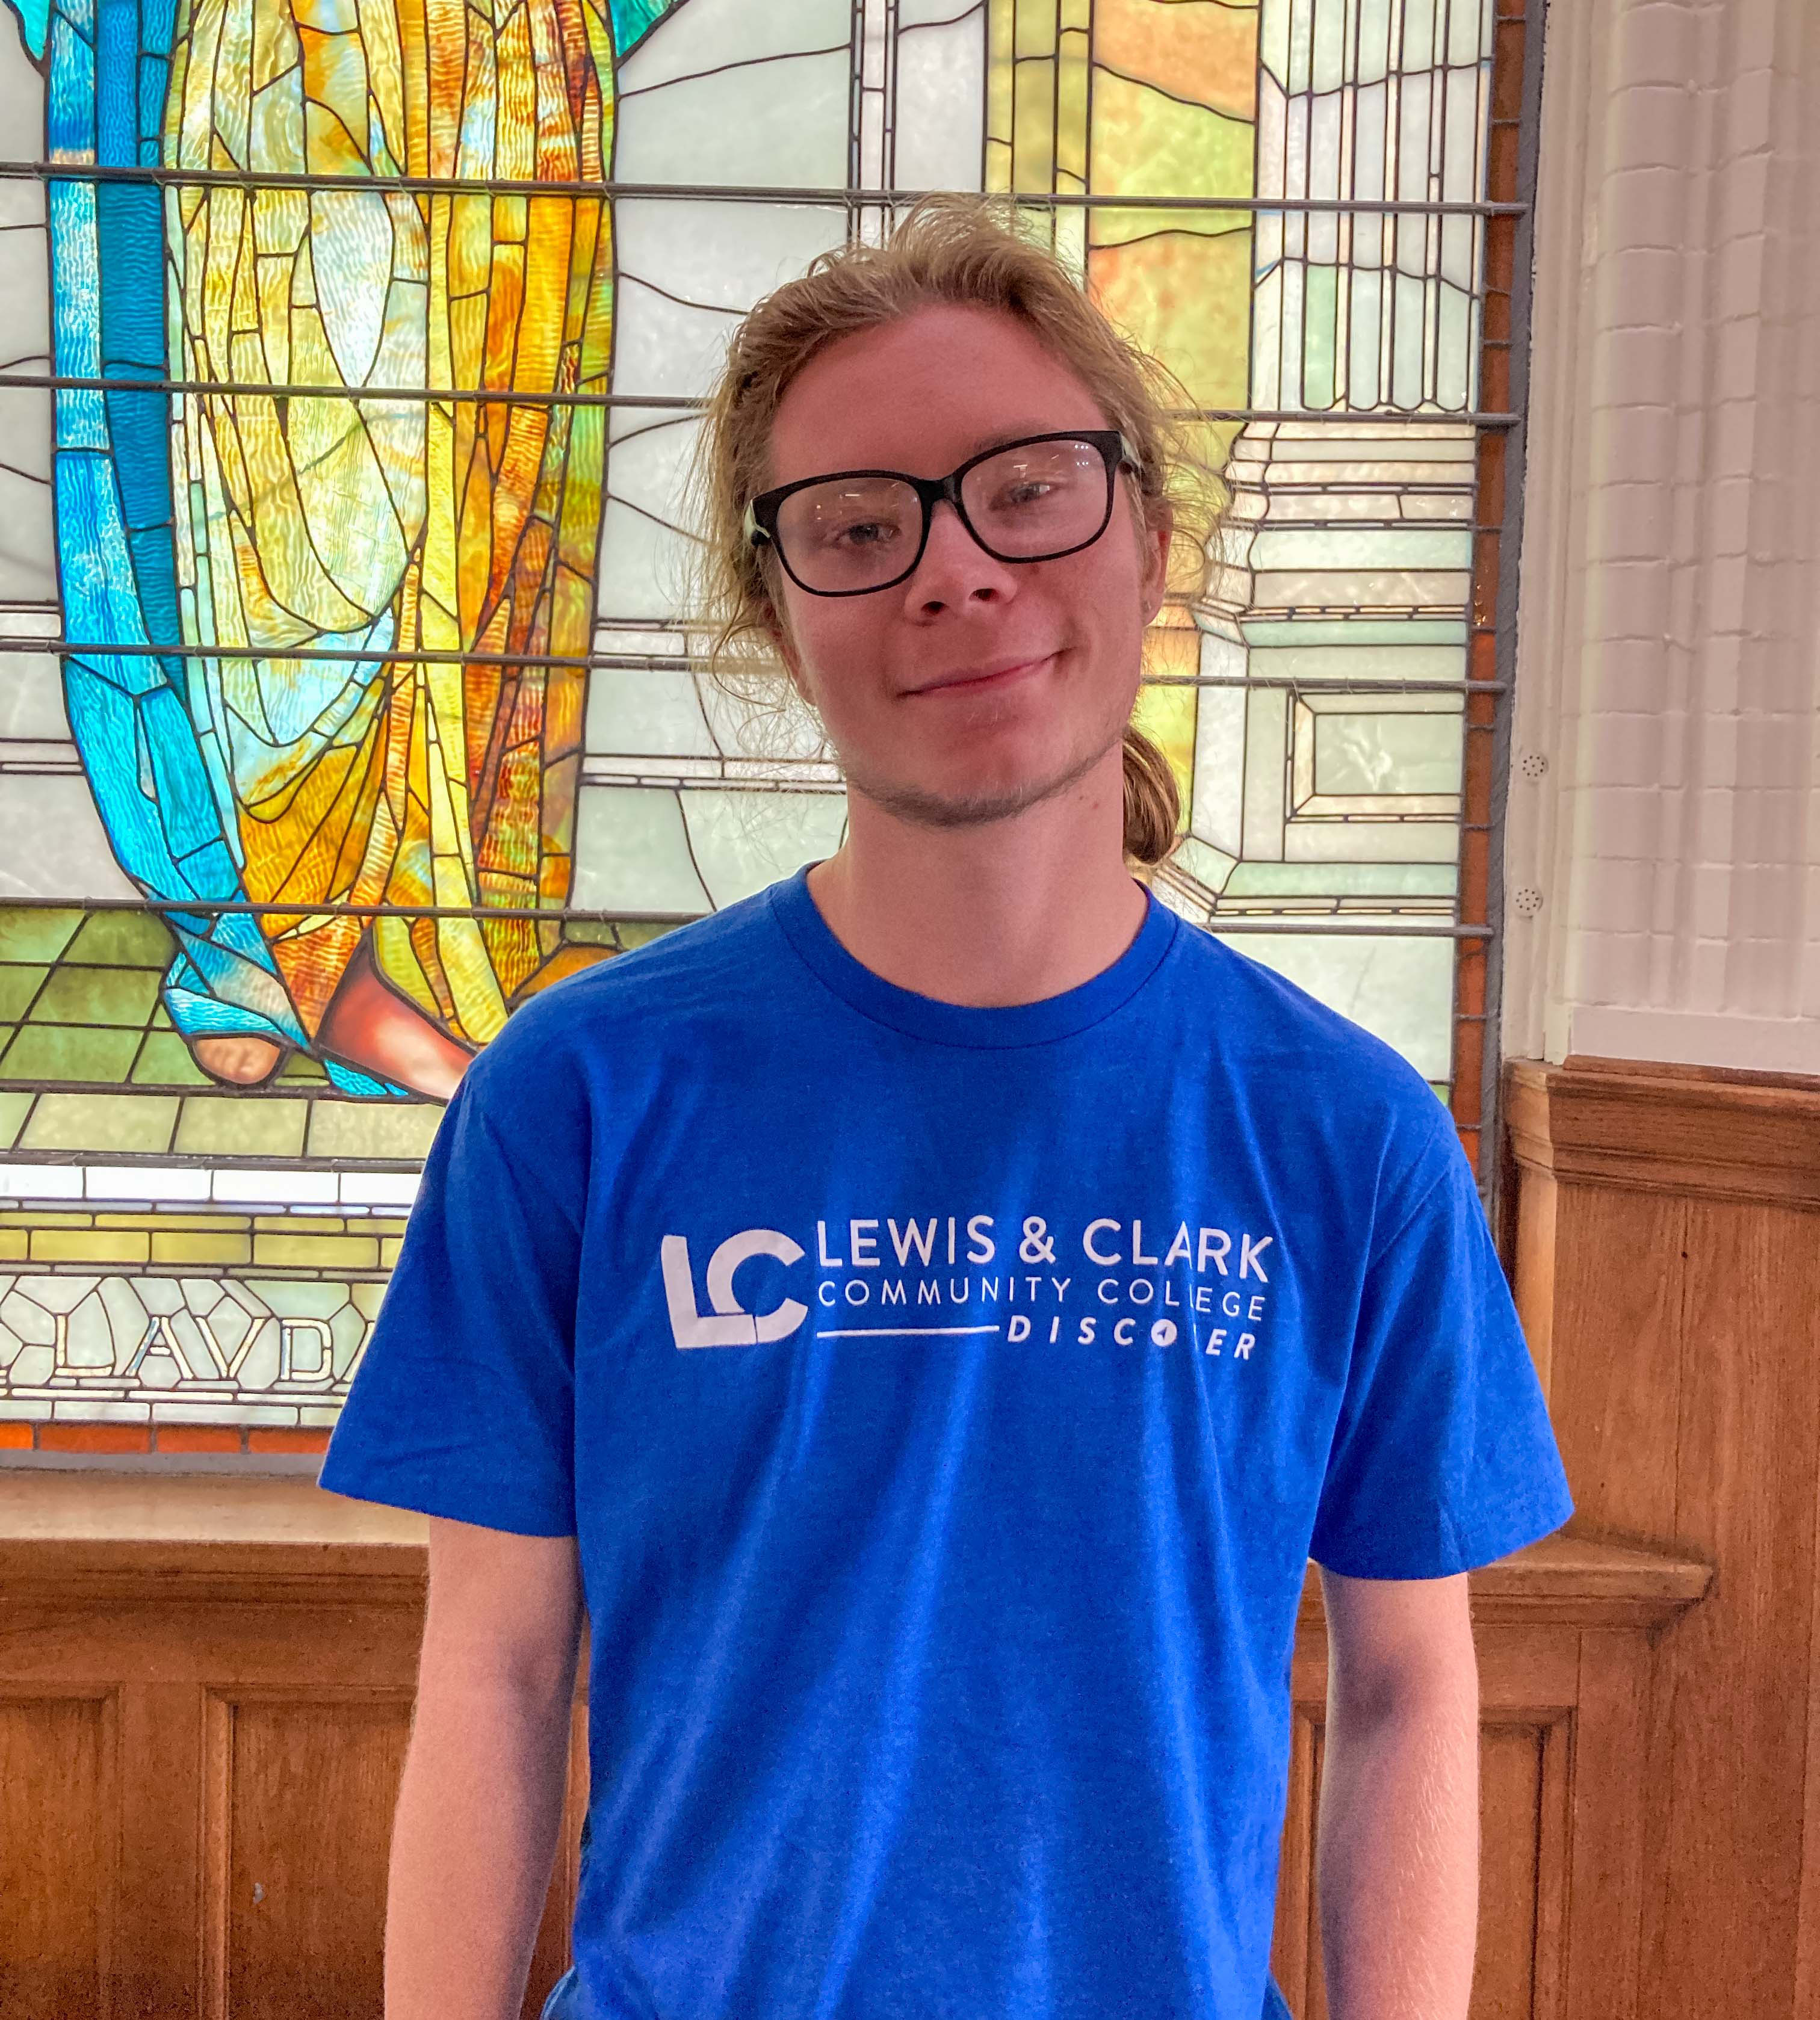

{"left": 660, "top": 1230, "right": 809, "bottom": 1349}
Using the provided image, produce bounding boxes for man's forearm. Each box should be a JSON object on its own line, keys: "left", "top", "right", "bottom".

{"left": 1314, "top": 1679, "right": 1481, "bottom": 2020}
{"left": 385, "top": 1671, "right": 577, "bottom": 2020}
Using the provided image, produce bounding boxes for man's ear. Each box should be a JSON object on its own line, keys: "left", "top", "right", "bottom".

{"left": 1141, "top": 499, "right": 1175, "bottom": 627}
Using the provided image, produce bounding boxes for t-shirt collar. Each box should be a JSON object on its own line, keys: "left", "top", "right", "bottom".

{"left": 768, "top": 860, "right": 1180, "bottom": 1049}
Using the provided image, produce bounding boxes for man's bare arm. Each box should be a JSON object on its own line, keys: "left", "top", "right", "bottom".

{"left": 1314, "top": 1568, "right": 1481, "bottom": 2020}
{"left": 386, "top": 1515, "right": 585, "bottom": 2020}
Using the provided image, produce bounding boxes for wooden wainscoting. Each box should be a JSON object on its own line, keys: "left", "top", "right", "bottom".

{"left": 1506, "top": 1054, "right": 1820, "bottom": 2020}
{"left": 0, "top": 1475, "right": 1706, "bottom": 2020}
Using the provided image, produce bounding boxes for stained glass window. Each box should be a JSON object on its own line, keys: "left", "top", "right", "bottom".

{"left": 0, "top": 0, "right": 1534, "bottom": 1453}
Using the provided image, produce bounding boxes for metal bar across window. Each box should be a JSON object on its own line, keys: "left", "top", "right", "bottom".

{"left": 0, "top": 895, "right": 1495, "bottom": 937}
{"left": 0, "top": 372, "right": 1524, "bottom": 425}
{"left": 0, "top": 640, "right": 1512, "bottom": 696}
{"left": 0, "top": 161, "right": 1528, "bottom": 214}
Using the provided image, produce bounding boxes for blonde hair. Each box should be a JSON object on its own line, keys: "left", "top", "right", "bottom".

{"left": 687, "top": 194, "right": 1222, "bottom": 868}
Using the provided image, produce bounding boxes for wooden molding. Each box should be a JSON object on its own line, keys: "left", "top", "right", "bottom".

{"left": 1505, "top": 1054, "right": 1820, "bottom": 1208}
{"left": 0, "top": 1474, "right": 1711, "bottom": 1631}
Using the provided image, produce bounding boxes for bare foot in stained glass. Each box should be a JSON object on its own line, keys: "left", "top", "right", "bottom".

{"left": 191, "top": 1034, "right": 286, "bottom": 1086}
{"left": 317, "top": 939, "right": 478, "bottom": 1103}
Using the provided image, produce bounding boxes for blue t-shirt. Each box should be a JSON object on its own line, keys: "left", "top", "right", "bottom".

{"left": 320, "top": 866, "right": 1574, "bottom": 2020}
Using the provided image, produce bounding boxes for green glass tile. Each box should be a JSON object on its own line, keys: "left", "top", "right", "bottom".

{"left": 0, "top": 967, "right": 48, "bottom": 1022}
{"left": 130, "top": 1032, "right": 217, "bottom": 1087}
{"left": 0, "top": 1089, "right": 32, "bottom": 1148}
{"left": 0, "top": 1024, "right": 143, "bottom": 1083}
{"left": 1172, "top": 837, "right": 1238, "bottom": 891}
{"left": 1301, "top": 265, "right": 1337, "bottom": 409}
{"left": 278, "top": 1051, "right": 329, "bottom": 1083}
{"left": 173, "top": 1096, "right": 309, "bottom": 1159}
{"left": 66, "top": 911, "right": 178, "bottom": 966}
{"left": 0, "top": 908, "right": 82, "bottom": 963}
{"left": 563, "top": 921, "right": 620, "bottom": 947}
{"left": 1239, "top": 620, "right": 1467, "bottom": 649}
{"left": 19, "top": 1092, "right": 181, "bottom": 1154}
{"left": 29, "top": 965, "right": 163, "bottom": 1029}
{"left": 150, "top": 1002, "right": 175, "bottom": 1029}
{"left": 611, "top": 919, "right": 682, "bottom": 952}
{"left": 1223, "top": 863, "right": 1459, "bottom": 897}
{"left": 307, "top": 1100, "right": 445, "bottom": 1161}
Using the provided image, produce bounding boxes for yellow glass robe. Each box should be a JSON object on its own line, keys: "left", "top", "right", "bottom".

{"left": 165, "top": 0, "right": 615, "bottom": 1049}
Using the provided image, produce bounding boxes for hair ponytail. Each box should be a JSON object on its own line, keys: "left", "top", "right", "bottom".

{"left": 1121, "top": 724, "right": 1180, "bottom": 869}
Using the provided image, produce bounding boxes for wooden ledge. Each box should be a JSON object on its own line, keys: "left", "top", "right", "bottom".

{"left": 1506, "top": 1054, "right": 1820, "bottom": 1208}
{"left": 0, "top": 1473, "right": 429, "bottom": 1606}
{"left": 0, "top": 1476, "right": 1711, "bottom": 1629}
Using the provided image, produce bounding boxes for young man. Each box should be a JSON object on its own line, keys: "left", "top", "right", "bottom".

{"left": 321, "top": 197, "right": 1574, "bottom": 2020}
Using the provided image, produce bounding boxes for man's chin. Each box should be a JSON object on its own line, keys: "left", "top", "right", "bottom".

{"left": 841, "top": 737, "right": 1118, "bottom": 833}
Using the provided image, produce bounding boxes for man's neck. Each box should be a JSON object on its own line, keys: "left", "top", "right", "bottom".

{"left": 803, "top": 749, "right": 1151, "bottom": 1008}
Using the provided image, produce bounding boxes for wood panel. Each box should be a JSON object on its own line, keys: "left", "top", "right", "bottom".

{"left": 0, "top": 1478, "right": 1708, "bottom": 2019}
{"left": 1269, "top": 1669, "right": 1585, "bottom": 2018}
{"left": 1507, "top": 1055, "right": 1820, "bottom": 2020}
{"left": 0, "top": 1692, "right": 115, "bottom": 2020}
{"left": 208, "top": 1694, "right": 413, "bottom": 2020}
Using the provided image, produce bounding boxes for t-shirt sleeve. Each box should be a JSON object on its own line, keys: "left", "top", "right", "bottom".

{"left": 1307, "top": 1115, "right": 1575, "bottom": 1579}
{"left": 316, "top": 1044, "right": 581, "bottom": 1537}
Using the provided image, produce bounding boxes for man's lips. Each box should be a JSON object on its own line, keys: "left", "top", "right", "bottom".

{"left": 906, "top": 652, "right": 1058, "bottom": 697}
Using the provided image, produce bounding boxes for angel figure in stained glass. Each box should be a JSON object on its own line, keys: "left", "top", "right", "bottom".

{"left": 10, "top": 0, "right": 681, "bottom": 1099}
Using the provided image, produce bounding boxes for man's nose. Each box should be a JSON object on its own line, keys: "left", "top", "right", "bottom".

{"left": 903, "top": 498, "right": 1021, "bottom": 610}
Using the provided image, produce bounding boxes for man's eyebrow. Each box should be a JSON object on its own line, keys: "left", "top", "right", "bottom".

{"left": 959, "top": 423, "right": 1072, "bottom": 457}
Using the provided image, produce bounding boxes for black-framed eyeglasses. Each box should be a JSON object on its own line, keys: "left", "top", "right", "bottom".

{"left": 743, "top": 429, "right": 1141, "bottom": 598}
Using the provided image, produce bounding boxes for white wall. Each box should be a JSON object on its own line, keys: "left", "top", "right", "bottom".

{"left": 1503, "top": 0, "right": 1820, "bottom": 1074}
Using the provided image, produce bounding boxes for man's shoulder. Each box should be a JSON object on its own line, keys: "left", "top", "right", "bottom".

{"left": 1166, "top": 913, "right": 1432, "bottom": 1075}
{"left": 457, "top": 886, "right": 790, "bottom": 1096}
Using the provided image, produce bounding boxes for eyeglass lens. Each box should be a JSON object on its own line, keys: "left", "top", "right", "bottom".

{"left": 772, "top": 437, "right": 1113, "bottom": 593}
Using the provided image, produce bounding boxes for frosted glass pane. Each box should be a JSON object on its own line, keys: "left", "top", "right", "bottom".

{"left": 1443, "top": 64, "right": 1485, "bottom": 200}
{"left": 1395, "top": 73, "right": 1433, "bottom": 208}
{"left": 610, "top": 277, "right": 743, "bottom": 401}
{"left": 1435, "top": 282, "right": 1474, "bottom": 409}
{"left": 1251, "top": 528, "right": 1472, "bottom": 572}
{"left": 0, "top": 457, "right": 55, "bottom": 600}
{"left": 584, "top": 666, "right": 718, "bottom": 760}
{"left": 1240, "top": 687, "right": 1289, "bottom": 863}
{"left": 0, "top": 778, "right": 141, "bottom": 899}
{"left": 1351, "top": 79, "right": 1388, "bottom": 202}
{"left": 1312, "top": 709, "right": 1463, "bottom": 797}
{"left": 1215, "top": 930, "right": 1454, "bottom": 1081}
{"left": 615, "top": 51, "right": 849, "bottom": 188}
{"left": 618, "top": 0, "right": 849, "bottom": 93}
{"left": 1224, "top": 862, "right": 1457, "bottom": 897}
{"left": 1437, "top": 208, "right": 1478, "bottom": 296}
{"left": 1244, "top": 618, "right": 1466, "bottom": 646}
{"left": 0, "top": 4, "right": 39, "bottom": 162}
{"left": 697, "top": 672, "right": 834, "bottom": 767}
{"left": 1353, "top": 0, "right": 1396, "bottom": 85}
{"left": 1283, "top": 821, "right": 1459, "bottom": 863}
{"left": 611, "top": 201, "right": 847, "bottom": 318}
{"left": 679, "top": 788, "right": 848, "bottom": 906}
{"left": 596, "top": 416, "right": 702, "bottom": 623}
{"left": 571, "top": 786, "right": 712, "bottom": 915}
{"left": 1248, "top": 641, "right": 1466, "bottom": 684}
{"left": 1455, "top": 0, "right": 1496, "bottom": 67}
{"left": 1171, "top": 834, "right": 1238, "bottom": 894}
{"left": 895, "top": 14, "right": 987, "bottom": 191}
{"left": 0, "top": 638, "right": 65, "bottom": 739}
{"left": 0, "top": 87, "right": 50, "bottom": 599}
